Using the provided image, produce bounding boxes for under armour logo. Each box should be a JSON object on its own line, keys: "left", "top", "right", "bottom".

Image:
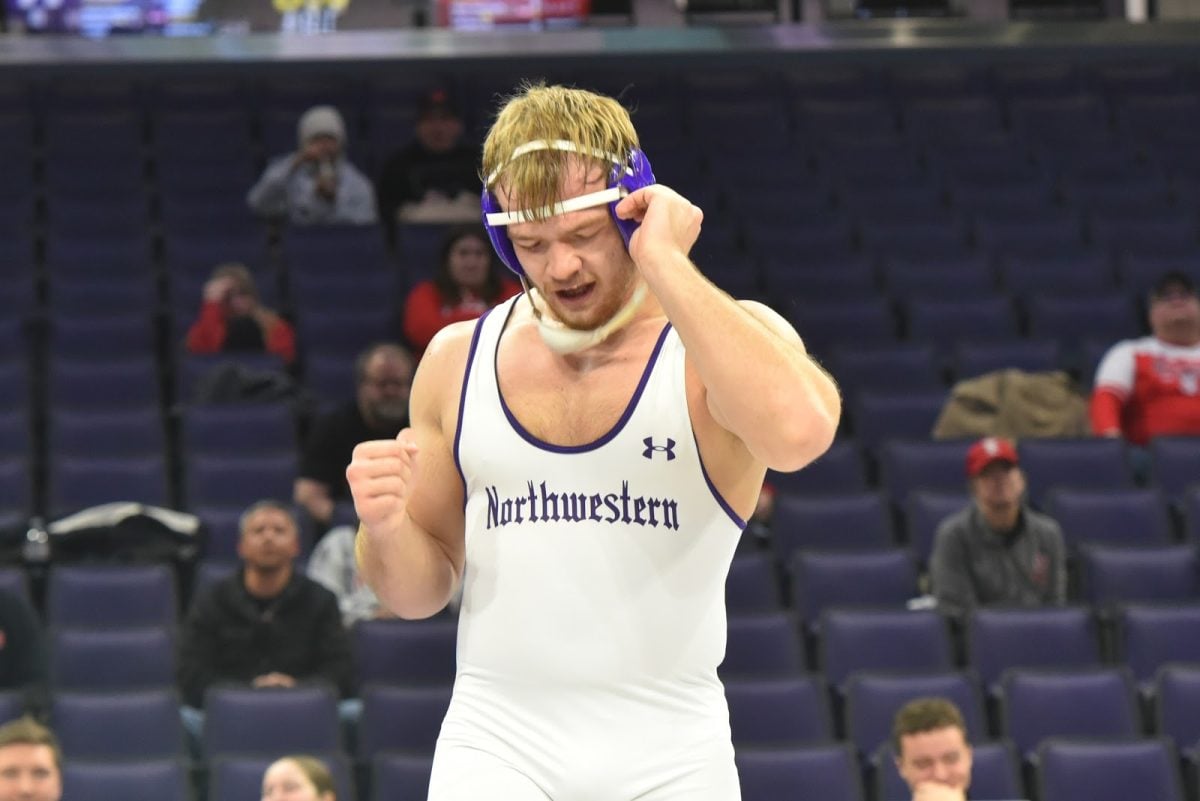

{"left": 643, "top": 437, "right": 676, "bottom": 461}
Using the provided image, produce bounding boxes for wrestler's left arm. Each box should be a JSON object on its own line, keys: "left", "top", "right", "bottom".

{"left": 616, "top": 185, "right": 842, "bottom": 473}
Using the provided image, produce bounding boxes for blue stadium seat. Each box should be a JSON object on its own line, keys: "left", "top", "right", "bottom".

{"left": 771, "top": 492, "right": 895, "bottom": 557}
{"left": 726, "top": 553, "right": 783, "bottom": 613}
{"left": 354, "top": 619, "right": 458, "bottom": 687}
{"left": 358, "top": 685, "right": 452, "bottom": 758}
{"left": 52, "top": 688, "right": 186, "bottom": 760}
{"left": 1018, "top": 438, "right": 1133, "bottom": 507}
{"left": 1081, "top": 546, "right": 1199, "bottom": 608}
{"left": 1148, "top": 437, "right": 1200, "bottom": 500}
{"left": 844, "top": 670, "right": 985, "bottom": 758}
{"left": 904, "top": 491, "right": 970, "bottom": 566}
{"left": 48, "top": 455, "right": 171, "bottom": 516}
{"left": 1037, "top": 738, "right": 1182, "bottom": 801}
{"left": 371, "top": 753, "right": 433, "bottom": 801}
{"left": 61, "top": 758, "right": 190, "bottom": 801}
{"left": 790, "top": 550, "right": 918, "bottom": 633}
{"left": 1118, "top": 604, "right": 1200, "bottom": 688}
{"left": 47, "top": 564, "right": 178, "bottom": 629}
{"left": 726, "top": 675, "right": 833, "bottom": 746}
{"left": 968, "top": 607, "right": 1102, "bottom": 695}
{"left": 1001, "top": 668, "right": 1140, "bottom": 758}
{"left": 1045, "top": 488, "right": 1174, "bottom": 552}
{"left": 820, "top": 609, "right": 953, "bottom": 691}
{"left": 878, "top": 440, "right": 972, "bottom": 506}
{"left": 202, "top": 684, "right": 342, "bottom": 759}
{"left": 48, "top": 408, "right": 165, "bottom": 460}
{"left": 767, "top": 441, "right": 867, "bottom": 497}
{"left": 736, "top": 744, "right": 864, "bottom": 801}
{"left": 179, "top": 402, "right": 298, "bottom": 458}
{"left": 50, "top": 626, "right": 176, "bottom": 691}
{"left": 853, "top": 392, "right": 947, "bottom": 449}
{"left": 722, "top": 612, "right": 806, "bottom": 679}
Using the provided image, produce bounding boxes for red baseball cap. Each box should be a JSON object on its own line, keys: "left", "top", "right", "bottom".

{"left": 965, "top": 436, "right": 1019, "bottom": 478}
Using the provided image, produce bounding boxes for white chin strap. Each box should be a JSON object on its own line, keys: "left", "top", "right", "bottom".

{"left": 525, "top": 281, "right": 648, "bottom": 355}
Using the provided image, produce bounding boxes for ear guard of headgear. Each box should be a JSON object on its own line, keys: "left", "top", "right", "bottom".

{"left": 481, "top": 145, "right": 657, "bottom": 277}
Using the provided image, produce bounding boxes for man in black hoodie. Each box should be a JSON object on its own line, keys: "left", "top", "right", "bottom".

{"left": 178, "top": 500, "right": 354, "bottom": 741}
{"left": 374, "top": 87, "right": 481, "bottom": 244}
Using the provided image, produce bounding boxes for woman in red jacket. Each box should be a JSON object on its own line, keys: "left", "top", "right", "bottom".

{"left": 402, "top": 225, "right": 521, "bottom": 356}
{"left": 186, "top": 263, "right": 296, "bottom": 364}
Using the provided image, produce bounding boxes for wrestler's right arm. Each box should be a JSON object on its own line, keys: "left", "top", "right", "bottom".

{"left": 348, "top": 323, "right": 472, "bottom": 620}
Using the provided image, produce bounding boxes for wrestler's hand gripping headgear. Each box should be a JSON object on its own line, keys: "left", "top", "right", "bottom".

{"left": 481, "top": 141, "right": 657, "bottom": 354}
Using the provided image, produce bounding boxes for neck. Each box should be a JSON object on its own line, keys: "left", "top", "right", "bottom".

{"left": 981, "top": 505, "right": 1020, "bottom": 533}
{"left": 244, "top": 564, "right": 292, "bottom": 599}
{"left": 1158, "top": 328, "right": 1200, "bottom": 347}
{"left": 524, "top": 279, "right": 651, "bottom": 355}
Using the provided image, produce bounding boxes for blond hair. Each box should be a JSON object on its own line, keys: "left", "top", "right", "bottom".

{"left": 0, "top": 717, "right": 62, "bottom": 772}
{"left": 482, "top": 82, "right": 639, "bottom": 221}
{"left": 272, "top": 755, "right": 336, "bottom": 797}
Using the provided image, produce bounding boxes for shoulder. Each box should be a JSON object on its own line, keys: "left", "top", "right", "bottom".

{"left": 734, "top": 300, "right": 803, "bottom": 346}
{"left": 406, "top": 280, "right": 440, "bottom": 302}
{"left": 412, "top": 318, "right": 486, "bottom": 425}
{"left": 264, "top": 153, "right": 297, "bottom": 173}
{"left": 1025, "top": 507, "right": 1065, "bottom": 539}
{"left": 935, "top": 505, "right": 975, "bottom": 538}
{"left": 296, "top": 574, "right": 340, "bottom": 606}
{"left": 311, "top": 402, "right": 359, "bottom": 432}
{"left": 1102, "top": 337, "right": 1152, "bottom": 359}
{"left": 192, "top": 577, "right": 239, "bottom": 619}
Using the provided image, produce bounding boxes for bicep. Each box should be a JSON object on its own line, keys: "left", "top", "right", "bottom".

{"left": 737, "top": 300, "right": 806, "bottom": 350}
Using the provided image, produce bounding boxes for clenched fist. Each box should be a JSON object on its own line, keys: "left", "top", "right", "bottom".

{"left": 614, "top": 184, "right": 703, "bottom": 267}
{"left": 347, "top": 429, "right": 420, "bottom": 531}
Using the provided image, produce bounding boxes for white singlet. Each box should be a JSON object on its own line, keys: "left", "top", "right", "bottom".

{"left": 429, "top": 296, "right": 746, "bottom": 801}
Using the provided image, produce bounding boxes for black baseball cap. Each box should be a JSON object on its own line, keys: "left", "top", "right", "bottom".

{"left": 1150, "top": 270, "right": 1198, "bottom": 301}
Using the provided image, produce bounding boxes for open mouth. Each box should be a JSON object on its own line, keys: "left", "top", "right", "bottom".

{"left": 556, "top": 283, "right": 595, "bottom": 302}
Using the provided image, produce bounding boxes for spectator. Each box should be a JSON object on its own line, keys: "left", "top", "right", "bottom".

{"left": 401, "top": 225, "right": 521, "bottom": 355}
{"left": 930, "top": 436, "right": 1066, "bottom": 617}
{"left": 294, "top": 343, "right": 415, "bottom": 533}
{"left": 262, "top": 754, "right": 336, "bottom": 801}
{"left": 247, "top": 105, "right": 377, "bottom": 226}
{"left": 178, "top": 501, "right": 355, "bottom": 740}
{"left": 1091, "top": 270, "right": 1200, "bottom": 445}
{"left": 307, "top": 525, "right": 387, "bottom": 627}
{"left": 0, "top": 716, "right": 61, "bottom": 801}
{"left": 0, "top": 588, "right": 46, "bottom": 714}
{"left": 892, "top": 697, "right": 973, "bottom": 801}
{"left": 374, "top": 87, "right": 481, "bottom": 238}
{"left": 185, "top": 263, "right": 297, "bottom": 365}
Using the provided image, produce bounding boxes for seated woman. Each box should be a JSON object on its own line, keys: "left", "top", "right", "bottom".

{"left": 186, "top": 263, "right": 296, "bottom": 365}
{"left": 401, "top": 225, "right": 521, "bottom": 356}
{"left": 261, "top": 755, "right": 337, "bottom": 801}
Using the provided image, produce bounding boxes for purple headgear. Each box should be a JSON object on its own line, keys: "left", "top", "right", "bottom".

{"left": 481, "top": 140, "right": 656, "bottom": 276}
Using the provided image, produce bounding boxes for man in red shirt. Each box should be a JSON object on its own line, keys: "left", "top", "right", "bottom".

{"left": 1091, "top": 271, "right": 1200, "bottom": 445}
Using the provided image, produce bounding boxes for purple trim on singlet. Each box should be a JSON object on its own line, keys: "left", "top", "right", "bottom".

{"left": 496, "top": 321, "right": 673, "bottom": 454}
{"left": 693, "top": 431, "right": 747, "bottom": 530}
{"left": 452, "top": 307, "right": 494, "bottom": 500}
